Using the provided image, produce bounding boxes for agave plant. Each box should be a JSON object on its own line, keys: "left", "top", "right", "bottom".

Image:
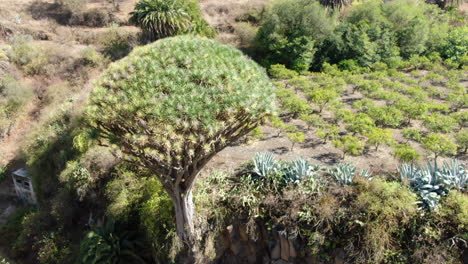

{"left": 439, "top": 159, "right": 467, "bottom": 190}
{"left": 327, "top": 163, "right": 356, "bottom": 185}
{"left": 283, "top": 157, "right": 320, "bottom": 184}
{"left": 398, "top": 159, "right": 467, "bottom": 210}
{"left": 251, "top": 152, "right": 279, "bottom": 178}
{"left": 327, "top": 163, "right": 372, "bottom": 185}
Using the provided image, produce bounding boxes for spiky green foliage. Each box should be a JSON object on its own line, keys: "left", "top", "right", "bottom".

{"left": 398, "top": 159, "right": 466, "bottom": 209}
{"left": 86, "top": 36, "right": 275, "bottom": 245}
{"left": 251, "top": 152, "right": 278, "bottom": 178}
{"left": 283, "top": 157, "right": 320, "bottom": 184}
{"left": 327, "top": 163, "right": 372, "bottom": 185}
{"left": 79, "top": 220, "right": 148, "bottom": 264}
{"left": 130, "top": 0, "right": 215, "bottom": 41}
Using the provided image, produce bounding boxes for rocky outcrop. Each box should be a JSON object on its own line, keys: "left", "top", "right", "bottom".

{"left": 217, "top": 222, "right": 347, "bottom": 264}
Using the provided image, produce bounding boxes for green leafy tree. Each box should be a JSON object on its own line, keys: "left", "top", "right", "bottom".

{"left": 365, "top": 127, "right": 394, "bottom": 151}
{"left": 441, "top": 26, "right": 468, "bottom": 64}
{"left": 316, "top": 124, "right": 340, "bottom": 144}
{"left": 345, "top": 113, "right": 375, "bottom": 135}
{"left": 256, "top": 0, "right": 336, "bottom": 71}
{"left": 395, "top": 99, "right": 428, "bottom": 125}
{"left": 423, "top": 113, "right": 457, "bottom": 133}
{"left": 308, "top": 88, "right": 339, "bottom": 113}
{"left": 393, "top": 143, "right": 421, "bottom": 162}
{"left": 268, "top": 64, "right": 298, "bottom": 79}
{"left": 446, "top": 90, "right": 468, "bottom": 111}
{"left": 270, "top": 116, "right": 296, "bottom": 137}
{"left": 402, "top": 128, "right": 423, "bottom": 143}
{"left": 332, "top": 135, "right": 365, "bottom": 159}
{"left": 368, "top": 106, "right": 404, "bottom": 128}
{"left": 422, "top": 133, "right": 457, "bottom": 160}
{"left": 86, "top": 36, "right": 275, "bottom": 249}
{"left": 299, "top": 113, "right": 324, "bottom": 130}
{"left": 450, "top": 111, "right": 468, "bottom": 129}
{"left": 130, "top": 0, "right": 215, "bottom": 41}
{"left": 455, "top": 129, "right": 468, "bottom": 154}
{"left": 287, "top": 131, "right": 305, "bottom": 151}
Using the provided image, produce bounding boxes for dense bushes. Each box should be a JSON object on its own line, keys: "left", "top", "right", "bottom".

{"left": 191, "top": 154, "right": 467, "bottom": 263}
{"left": 256, "top": 0, "right": 466, "bottom": 71}
{"left": 255, "top": 0, "right": 336, "bottom": 71}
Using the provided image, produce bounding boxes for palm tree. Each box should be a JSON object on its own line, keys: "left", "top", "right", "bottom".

{"left": 130, "top": 0, "right": 191, "bottom": 41}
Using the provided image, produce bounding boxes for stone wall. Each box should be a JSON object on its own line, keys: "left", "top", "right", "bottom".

{"left": 215, "top": 221, "right": 346, "bottom": 264}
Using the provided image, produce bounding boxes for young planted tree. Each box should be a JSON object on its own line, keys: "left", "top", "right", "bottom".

{"left": 86, "top": 36, "right": 275, "bottom": 251}
{"left": 308, "top": 88, "right": 339, "bottom": 113}
{"left": 422, "top": 133, "right": 457, "bottom": 160}
{"left": 365, "top": 127, "right": 394, "bottom": 151}
{"left": 345, "top": 113, "right": 375, "bottom": 135}
{"left": 455, "top": 129, "right": 468, "bottom": 154}
{"left": 393, "top": 143, "right": 421, "bottom": 162}
{"left": 316, "top": 124, "right": 340, "bottom": 144}
{"left": 287, "top": 131, "right": 305, "bottom": 151}
{"left": 332, "top": 135, "right": 365, "bottom": 159}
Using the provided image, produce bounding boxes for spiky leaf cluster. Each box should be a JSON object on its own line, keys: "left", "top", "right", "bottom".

{"left": 248, "top": 153, "right": 320, "bottom": 188}
{"left": 327, "top": 163, "right": 372, "bottom": 185}
{"left": 130, "top": 0, "right": 215, "bottom": 41}
{"left": 399, "top": 159, "right": 467, "bottom": 210}
{"left": 87, "top": 36, "right": 276, "bottom": 192}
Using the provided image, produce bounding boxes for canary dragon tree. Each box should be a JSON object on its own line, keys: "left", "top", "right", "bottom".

{"left": 86, "top": 36, "right": 276, "bottom": 248}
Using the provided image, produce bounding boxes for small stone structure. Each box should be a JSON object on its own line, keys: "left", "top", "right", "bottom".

{"left": 11, "top": 168, "right": 37, "bottom": 204}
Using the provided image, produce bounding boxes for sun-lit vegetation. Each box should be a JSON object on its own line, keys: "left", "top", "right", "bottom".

{"left": 0, "top": 0, "right": 466, "bottom": 263}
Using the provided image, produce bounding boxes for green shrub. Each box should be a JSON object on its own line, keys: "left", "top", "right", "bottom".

{"left": 333, "top": 135, "right": 365, "bottom": 158}
{"left": 365, "top": 127, "right": 394, "bottom": 151}
{"left": 269, "top": 64, "right": 298, "bottom": 79}
{"left": 440, "top": 26, "right": 468, "bottom": 65}
{"left": 353, "top": 179, "right": 418, "bottom": 263}
{"left": 233, "top": 22, "right": 258, "bottom": 47}
{"left": 97, "top": 26, "right": 136, "bottom": 60}
{"left": 422, "top": 113, "right": 457, "bottom": 133}
{"left": 368, "top": 106, "right": 404, "bottom": 128}
{"left": 344, "top": 113, "right": 375, "bottom": 135}
{"left": 79, "top": 219, "right": 150, "bottom": 264}
{"left": 80, "top": 47, "right": 107, "bottom": 67}
{"left": 255, "top": 0, "right": 336, "bottom": 71}
{"left": 455, "top": 129, "right": 468, "bottom": 154}
{"left": 393, "top": 143, "right": 421, "bottom": 162}
{"left": 422, "top": 133, "right": 457, "bottom": 159}
{"left": 307, "top": 88, "right": 339, "bottom": 113}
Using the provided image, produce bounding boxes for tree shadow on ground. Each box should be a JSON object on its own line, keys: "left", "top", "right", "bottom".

{"left": 270, "top": 146, "right": 289, "bottom": 155}
{"left": 313, "top": 153, "right": 341, "bottom": 165}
